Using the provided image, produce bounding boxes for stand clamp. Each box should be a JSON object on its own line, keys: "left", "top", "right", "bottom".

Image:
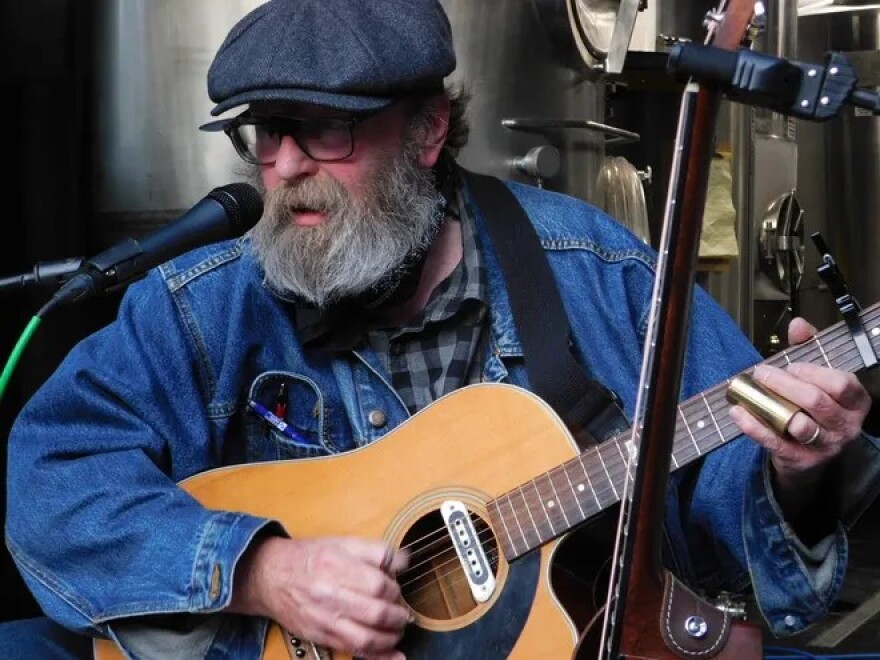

{"left": 812, "top": 233, "right": 878, "bottom": 369}
{"left": 667, "top": 45, "right": 879, "bottom": 121}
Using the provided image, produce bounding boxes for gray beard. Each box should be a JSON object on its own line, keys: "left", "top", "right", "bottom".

{"left": 248, "top": 147, "right": 440, "bottom": 309}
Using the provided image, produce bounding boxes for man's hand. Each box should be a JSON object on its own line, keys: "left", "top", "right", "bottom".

{"left": 229, "top": 536, "right": 411, "bottom": 660}
{"left": 729, "top": 317, "right": 872, "bottom": 526}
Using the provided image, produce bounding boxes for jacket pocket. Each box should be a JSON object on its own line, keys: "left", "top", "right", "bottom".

{"left": 245, "top": 372, "right": 330, "bottom": 461}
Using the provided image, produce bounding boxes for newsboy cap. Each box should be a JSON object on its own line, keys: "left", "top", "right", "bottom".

{"left": 207, "top": 0, "right": 456, "bottom": 115}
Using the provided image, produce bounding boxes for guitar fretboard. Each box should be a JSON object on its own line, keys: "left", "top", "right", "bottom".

{"left": 488, "top": 303, "right": 880, "bottom": 560}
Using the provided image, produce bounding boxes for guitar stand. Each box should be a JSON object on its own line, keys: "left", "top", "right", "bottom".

{"left": 811, "top": 233, "right": 879, "bottom": 370}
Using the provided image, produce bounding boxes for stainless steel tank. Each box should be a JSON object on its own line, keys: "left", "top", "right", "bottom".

{"left": 699, "top": 0, "right": 802, "bottom": 354}
{"left": 441, "top": 0, "right": 607, "bottom": 200}
{"left": 91, "top": 0, "right": 263, "bottom": 243}
{"left": 796, "top": 7, "right": 880, "bottom": 330}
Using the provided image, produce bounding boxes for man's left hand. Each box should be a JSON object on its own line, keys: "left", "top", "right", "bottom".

{"left": 729, "top": 317, "right": 872, "bottom": 522}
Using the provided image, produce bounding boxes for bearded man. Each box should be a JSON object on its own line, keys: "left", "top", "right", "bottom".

{"left": 3, "top": 0, "right": 877, "bottom": 658}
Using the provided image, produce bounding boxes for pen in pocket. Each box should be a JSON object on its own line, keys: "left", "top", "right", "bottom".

{"left": 274, "top": 382, "right": 288, "bottom": 418}
{"left": 247, "top": 399, "right": 311, "bottom": 446}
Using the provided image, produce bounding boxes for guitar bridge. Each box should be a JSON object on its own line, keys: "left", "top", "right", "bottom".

{"left": 440, "top": 500, "right": 496, "bottom": 603}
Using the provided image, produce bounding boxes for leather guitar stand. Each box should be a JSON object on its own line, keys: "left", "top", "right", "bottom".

{"left": 461, "top": 168, "right": 628, "bottom": 450}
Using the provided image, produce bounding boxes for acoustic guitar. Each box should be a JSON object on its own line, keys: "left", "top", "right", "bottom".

{"left": 95, "top": 301, "right": 880, "bottom": 659}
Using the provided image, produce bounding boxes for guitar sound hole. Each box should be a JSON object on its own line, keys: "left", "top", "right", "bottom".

{"left": 398, "top": 509, "right": 498, "bottom": 620}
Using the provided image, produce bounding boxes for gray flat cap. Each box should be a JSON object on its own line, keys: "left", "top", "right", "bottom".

{"left": 207, "top": 0, "right": 456, "bottom": 115}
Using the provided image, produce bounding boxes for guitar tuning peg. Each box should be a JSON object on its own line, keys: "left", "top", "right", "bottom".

{"left": 703, "top": 9, "right": 725, "bottom": 30}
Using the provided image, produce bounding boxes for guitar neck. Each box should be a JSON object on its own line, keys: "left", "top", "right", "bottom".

{"left": 490, "top": 302, "right": 880, "bottom": 561}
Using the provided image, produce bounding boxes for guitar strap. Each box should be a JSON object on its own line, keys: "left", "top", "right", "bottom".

{"left": 461, "top": 167, "right": 628, "bottom": 447}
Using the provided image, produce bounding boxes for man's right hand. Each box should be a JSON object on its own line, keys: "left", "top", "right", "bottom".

{"left": 228, "top": 536, "right": 412, "bottom": 660}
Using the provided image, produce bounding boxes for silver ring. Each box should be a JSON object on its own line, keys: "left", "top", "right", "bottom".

{"left": 801, "top": 425, "right": 821, "bottom": 446}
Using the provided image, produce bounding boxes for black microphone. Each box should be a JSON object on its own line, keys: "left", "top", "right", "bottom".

{"left": 52, "top": 182, "right": 263, "bottom": 306}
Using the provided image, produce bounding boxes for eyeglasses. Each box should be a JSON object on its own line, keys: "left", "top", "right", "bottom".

{"left": 203, "top": 111, "right": 374, "bottom": 164}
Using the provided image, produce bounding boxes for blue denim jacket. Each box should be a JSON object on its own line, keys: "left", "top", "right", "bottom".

{"left": 7, "top": 180, "right": 876, "bottom": 657}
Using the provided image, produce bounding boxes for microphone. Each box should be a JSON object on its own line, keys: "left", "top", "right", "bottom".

{"left": 52, "top": 182, "right": 263, "bottom": 306}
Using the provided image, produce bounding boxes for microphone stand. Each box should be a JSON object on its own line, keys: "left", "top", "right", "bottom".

{"left": 0, "top": 257, "right": 84, "bottom": 295}
{"left": 666, "top": 44, "right": 880, "bottom": 120}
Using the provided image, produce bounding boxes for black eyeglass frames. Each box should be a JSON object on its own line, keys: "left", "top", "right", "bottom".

{"left": 203, "top": 112, "right": 374, "bottom": 164}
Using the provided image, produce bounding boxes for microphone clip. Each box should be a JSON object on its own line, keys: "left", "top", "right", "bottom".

{"left": 79, "top": 238, "right": 150, "bottom": 293}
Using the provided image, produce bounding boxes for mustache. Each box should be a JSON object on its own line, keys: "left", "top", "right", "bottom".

{"left": 264, "top": 176, "right": 350, "bottom": 215}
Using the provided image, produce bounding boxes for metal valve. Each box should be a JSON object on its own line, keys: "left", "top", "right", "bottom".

{"left": 512, "top": 145, "right": 561, "bottom": 188}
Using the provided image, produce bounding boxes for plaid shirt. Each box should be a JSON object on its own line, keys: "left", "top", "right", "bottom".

{"left": 366, "top": 188, "right": 488, "bottom": 413}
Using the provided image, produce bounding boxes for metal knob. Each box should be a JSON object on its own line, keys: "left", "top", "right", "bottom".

{"left": 513, "top": 145, "right": 562, "bottom": 187}
{"left": 512, "top": 146, "right": 561, "bottom": 181}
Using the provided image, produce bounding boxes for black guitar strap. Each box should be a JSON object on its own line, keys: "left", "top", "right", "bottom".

{"left": 461, "top": 168, "right": 628, "bottom": 446}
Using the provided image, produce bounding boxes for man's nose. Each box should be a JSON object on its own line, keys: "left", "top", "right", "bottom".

{"left": 272, "top": 134, "right": 319, "bottom": 180}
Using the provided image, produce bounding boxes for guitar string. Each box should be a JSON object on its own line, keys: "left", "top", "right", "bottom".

{"left": 486, "top": 320, "right": 877, "bottom": 555}
{"left": 401, "top": 548, "right": 501, "bottom": 607}
{"left": 394, "top": 312, "right": 879, "bottom": 575}
{"left": 548, "top": 323, "right": 869, "bottom": 502}
{"left": 397, "top": 331, "right": 871, "bottom": 568}
{"left": 400, "top": 405, "right": 806, "bottom": 589}
{"left": 395, "top": 327, "right": 879, "bottom": 601}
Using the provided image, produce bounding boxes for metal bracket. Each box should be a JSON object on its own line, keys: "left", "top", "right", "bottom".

{"left": 812, "top": 232, "right": 878, "bottom": 369}
{"left": 501, "top": 118, "right": 640, "bottom": 145}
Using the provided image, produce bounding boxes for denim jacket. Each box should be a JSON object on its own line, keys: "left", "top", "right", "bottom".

{"left": 7, "top": 180, "right": 878, "bottom": 658}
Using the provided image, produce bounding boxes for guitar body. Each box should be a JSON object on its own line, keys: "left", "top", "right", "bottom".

{"left": 95, "top": 383, "right": 583, "bottom": 659}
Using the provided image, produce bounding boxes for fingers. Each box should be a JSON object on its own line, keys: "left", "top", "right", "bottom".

{"left": 311, "top": 613, "right": 406, "bottom": 658}
{"left": 264, "top": 537, "right": 412, "bottom": 657}
{"left": 307, "top": 580, "right": 411, "bottom": 630}
{"left": 729, "top": 354, "right": 871, "bottom": 478}
{"left": 339, "top": 537, "right": 411, "bottom": 576}
{"left": 752, "top": 363, "right": 870, "bottom": 438}
{"left": 787, "top": 317, "right": 817, "bottom": 346}
{"left": 729, "top": 404, "right": 800, "bottom": 459}
{"left": 305, "top": 541, "right": 404, "bottom": 599}
{"left": 783, "top": 410, "right": 823, "bottom": 446}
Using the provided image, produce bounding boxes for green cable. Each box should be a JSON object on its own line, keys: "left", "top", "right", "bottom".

{"left": 0, "top": 316, "right": 42, "bottom": 403}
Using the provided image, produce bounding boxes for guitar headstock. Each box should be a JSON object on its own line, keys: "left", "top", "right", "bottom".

{"left": 701, "top": 0, "right": 764, "bottom": 50}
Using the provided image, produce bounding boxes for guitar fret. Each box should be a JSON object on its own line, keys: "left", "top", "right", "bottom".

{"left": 700, "top": 393, "right": 722, "bottom": 451}
{"left": 596, "top": 446, "right": 619, "bottom": 499}
{"left": 669, "top": 442, "right": 680, "bottom": 469}
{"left": 547, "top": 470, "right": 573, "bottom": 528}
{"left": 518, "top": 484, "right": 543, "bottom": 546}
{"left": 561, "top": 463, "right": 588, "bottom": 520}
{"left": 816, "top": 335, "right": 832, "bottom": 368}
{"left": 531, "top": 478, "right": 558, "bottom": 537}
{"left": 505, "top": 491, "right": 528, "bottom": 553}
{"left": 489, "top": 499, "right": 517, "bottom": 558}
{"left": 577, "top": 457, "right": 603, "bottom": 509}
{"left": 678, "top": 407, "right": 699, "bottom": 458}
{"left": 613, "top": 439, "right": 627, "bottom": 466}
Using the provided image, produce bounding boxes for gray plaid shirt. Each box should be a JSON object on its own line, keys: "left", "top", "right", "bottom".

{"left": 367, "top": 188, "right": 488, "bottom": 413}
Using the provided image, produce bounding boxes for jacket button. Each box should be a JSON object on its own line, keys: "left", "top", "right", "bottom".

{"left": 783, "top": 615, "right": 798, "bottom": 628}
{"left": 368, "top": 410, "right": 387, "bottom": 428}
{"left": 209, "top": 564, "right": 222, "bottom": 601}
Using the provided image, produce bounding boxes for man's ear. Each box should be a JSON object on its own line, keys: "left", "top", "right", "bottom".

{"left": 416, "top": 94, "right": 451, "bottom": 169}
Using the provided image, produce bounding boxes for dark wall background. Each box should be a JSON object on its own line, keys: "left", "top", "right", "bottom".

{"left": 0, "top": 0, "right": 119, "bottom": 623}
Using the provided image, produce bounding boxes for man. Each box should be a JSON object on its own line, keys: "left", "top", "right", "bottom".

{"left": 3, "top": 0, "right": 878, "bottom": 658}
